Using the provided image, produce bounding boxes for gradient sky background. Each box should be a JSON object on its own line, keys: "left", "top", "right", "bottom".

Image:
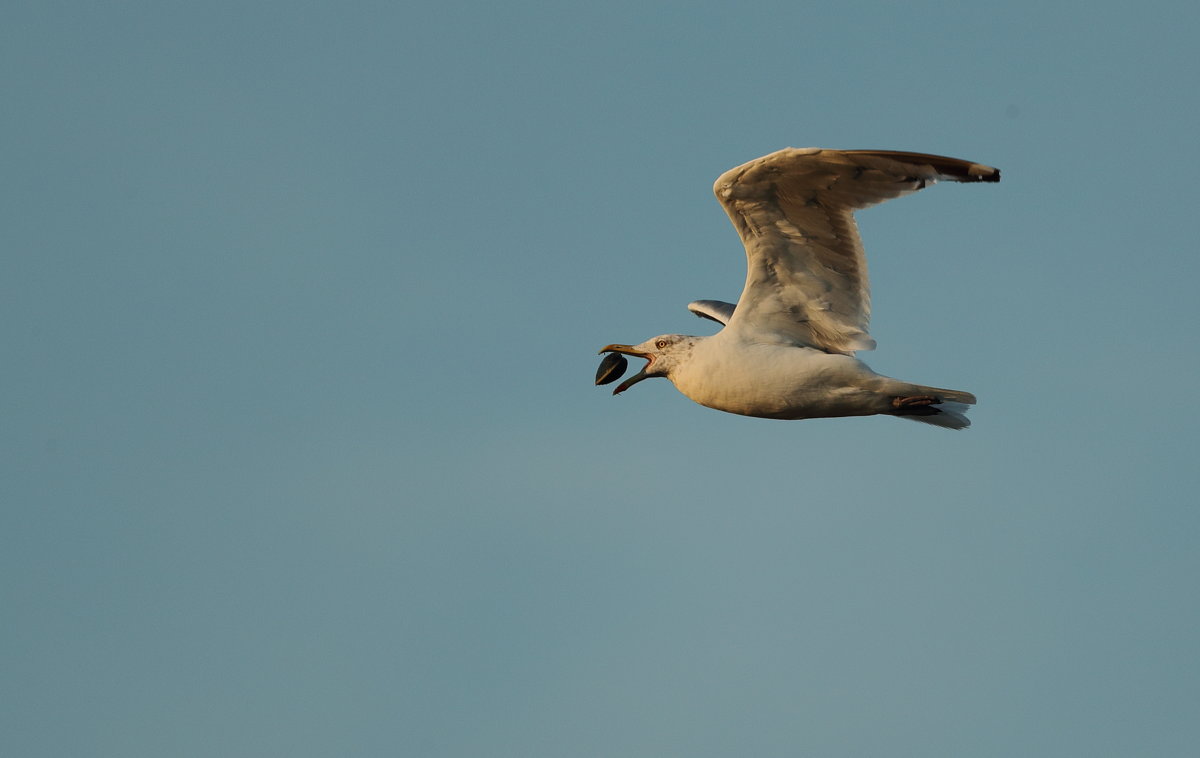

{"left": 4, "top": 2, "right": 1199, "bottom": 756}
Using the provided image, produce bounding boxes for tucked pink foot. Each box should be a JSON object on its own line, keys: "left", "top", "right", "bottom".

{"left": 892, "top": 395, "right": 938, "bottom": 408}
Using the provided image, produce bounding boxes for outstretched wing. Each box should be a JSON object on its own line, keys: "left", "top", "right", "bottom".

{"left": 713, "top": 148, "right": 999, "bottom": 353}
{"left": 687, "top": 299, "right": 736, "bottom": 325}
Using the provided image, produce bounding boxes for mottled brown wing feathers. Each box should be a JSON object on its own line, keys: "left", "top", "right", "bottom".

{"left": 712, "top": 148, "right": 999, "bottom": 352}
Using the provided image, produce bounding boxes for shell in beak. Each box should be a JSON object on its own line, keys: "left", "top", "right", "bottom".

{"left": 598, "top": 344, "right": 652, "bottom": 395}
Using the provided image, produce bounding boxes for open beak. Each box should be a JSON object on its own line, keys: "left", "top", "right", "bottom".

{"left": 598, "top": 344, "right": 651, "bottom": 395}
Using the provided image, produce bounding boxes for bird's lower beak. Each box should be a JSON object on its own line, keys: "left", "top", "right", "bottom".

{"left": 612, "top": 368, "right": 649, "bottom": 395}
{"left": 598, "top": 344, "right": 652, "bottom": 395}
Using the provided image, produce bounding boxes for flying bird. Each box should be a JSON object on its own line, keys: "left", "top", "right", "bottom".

{"left": 597, "top": 147, "right": 999, "bottom": 429}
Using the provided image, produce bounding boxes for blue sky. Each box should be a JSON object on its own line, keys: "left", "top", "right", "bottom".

{"left": 4, "top": 2, "right": 1199, "bottom": 756}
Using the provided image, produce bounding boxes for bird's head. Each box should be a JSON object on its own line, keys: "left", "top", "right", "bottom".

{"left": 598, "top": 334, "right": 698, "bottom": 395}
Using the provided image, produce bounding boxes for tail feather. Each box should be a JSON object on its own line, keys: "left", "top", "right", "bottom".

{"left": 890, "top": 385, "right": 977, "bottom": 430}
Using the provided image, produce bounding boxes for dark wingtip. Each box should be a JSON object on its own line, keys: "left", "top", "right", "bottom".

{"left": 844, "top": 149, "right": 1000, "bottom": 183}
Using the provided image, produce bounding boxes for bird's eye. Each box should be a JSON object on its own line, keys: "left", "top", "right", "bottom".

{"left": 656, "top": 339, "right": 669, "bottom": 349}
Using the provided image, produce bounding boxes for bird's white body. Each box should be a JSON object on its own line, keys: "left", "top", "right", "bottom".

{"left": 669, "top": 333, "right": 889, "bottom": 420}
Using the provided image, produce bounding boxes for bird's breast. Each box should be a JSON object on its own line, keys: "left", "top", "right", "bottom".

{"left": 669, "top": 339, "right": 880, "bottom": 419}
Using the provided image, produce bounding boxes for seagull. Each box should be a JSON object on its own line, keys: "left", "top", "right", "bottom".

{"left": 598, "top": 147, "right": 999, "bottom": 429}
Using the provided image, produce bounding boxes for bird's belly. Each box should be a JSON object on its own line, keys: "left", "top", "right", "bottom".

{"left": 671, "top": 345, "right": 883, "bottom": 420}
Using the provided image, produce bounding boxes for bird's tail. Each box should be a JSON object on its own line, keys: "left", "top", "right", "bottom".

{"left": 889, "top": 385, "right": 977, "bottom": 430}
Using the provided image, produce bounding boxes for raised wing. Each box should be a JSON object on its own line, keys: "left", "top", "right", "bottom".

{"left": 713, "top": 148, "right": 999, "bottom": 353}
{"left": 687, "top": 299, "right": 736, "bottom": 325}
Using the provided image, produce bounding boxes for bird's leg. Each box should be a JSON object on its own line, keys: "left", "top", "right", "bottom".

{"left": 892, "top": 395, "right": 937, "bottom": 408}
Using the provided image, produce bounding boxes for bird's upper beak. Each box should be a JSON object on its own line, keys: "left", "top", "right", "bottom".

{"left": 598, "top": 344, "right": 652, "bottom": 395}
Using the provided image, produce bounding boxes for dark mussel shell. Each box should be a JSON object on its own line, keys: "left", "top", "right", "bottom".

{"left": 594, "top": 352, "right": 628, "bottom": 385}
